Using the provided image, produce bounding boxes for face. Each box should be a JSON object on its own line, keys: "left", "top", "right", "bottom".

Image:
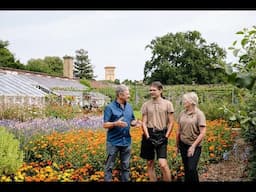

{"left": 182, "top": 98, "right": 192, "bottom": 108}
{"left": 119, "top": 89, "right": 130, "bottom": 102}
{"left": 149, "top": 86, "right": 161, "bottom": 99}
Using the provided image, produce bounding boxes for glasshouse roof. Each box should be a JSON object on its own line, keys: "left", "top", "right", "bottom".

{"left": 0, "top": 73, "right": 47, "bottom": 97}
{"left": 0, "top": 69, "right": 87, "bottom": 97}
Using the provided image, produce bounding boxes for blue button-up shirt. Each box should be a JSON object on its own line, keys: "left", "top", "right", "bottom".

{"left": 103, "top": 100, "right": 135, "bottom": 146}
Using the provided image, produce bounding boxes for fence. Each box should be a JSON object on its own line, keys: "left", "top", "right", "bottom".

{"left": 128, "top": 84, "right": 240, "bottom": 111}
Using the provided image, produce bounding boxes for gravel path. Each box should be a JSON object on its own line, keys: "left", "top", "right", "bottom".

{"left": 199, "top": 136, "right": 251, "bottom": 182}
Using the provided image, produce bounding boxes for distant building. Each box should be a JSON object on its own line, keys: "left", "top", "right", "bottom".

{"left": 104, "top": 66, "right": 116, "bottom": 81}
{"left": 63, "top": 55, "right": 74, "bottom": 79}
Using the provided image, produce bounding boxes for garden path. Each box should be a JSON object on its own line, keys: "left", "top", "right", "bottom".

{"left": 199, "top": 131, "right": 251, "bottom": 182}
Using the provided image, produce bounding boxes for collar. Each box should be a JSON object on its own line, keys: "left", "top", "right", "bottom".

{"left": 114, "top": 99, "right": 126, "bottom": 109}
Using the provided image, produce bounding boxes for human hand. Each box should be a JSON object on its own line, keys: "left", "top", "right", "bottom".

{"left": 148, "top": 136, "right": 167, "bottom": 147}
{"left": 187, "top": 146, "right": 195, "bottom": 157}
{"left": 116, "top": 120, "right": 128, "bottom": 127}
{"left": 115, "top": 117, "right": 128, "bottom": 127}
{"left": 175, "top": 146, "right": 179, "bottom": 154}
{"left": 131, "top": 119, "right": 142, "bottom": 127}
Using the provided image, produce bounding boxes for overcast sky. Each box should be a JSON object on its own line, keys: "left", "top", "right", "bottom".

{"left": 1, "top": 10, "right": 256, "bottom": 81}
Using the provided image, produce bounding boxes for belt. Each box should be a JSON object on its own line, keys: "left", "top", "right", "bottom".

{"left": 148, "top": 127, "right": 167, "bottom": 132}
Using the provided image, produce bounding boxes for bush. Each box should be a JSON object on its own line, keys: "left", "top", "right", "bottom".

{"left": 0, "top": 105, "right": 44, "bottom": 121}
{"left": 0, "top": 126, "right": 24, "bottom": 175}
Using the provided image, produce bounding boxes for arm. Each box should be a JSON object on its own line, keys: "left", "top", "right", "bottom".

{"left": 103, "top": 120, "right": 128, "bottom": 129}
{"left": 130, "top": 112, "right": 142, "bottom": 127}
{"left": 142, "top": 113, "right": 149, "bottom": 139}
{"left": 103, "top": 106, "right": 127, "bottom": 129}
{"left": 187, "top": 126, "right": 206, "bottom": 157}
{"left": 176, "top": 124, "right": 180, "bottom": 153}
{"left": 103, "top": 121, "right": 117, "bottom": 129}
{"left": 191, "top": 126, "right": 206, "bottom": 148}
{"left": 166, "top": 112, "right": 174, "bottom": 138}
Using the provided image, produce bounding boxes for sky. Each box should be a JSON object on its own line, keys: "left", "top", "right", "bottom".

{"left": 1, "top": 10, "right": 256, "bottom": 81}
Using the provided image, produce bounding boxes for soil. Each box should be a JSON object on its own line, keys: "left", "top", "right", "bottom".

{"left": 199, "top": 132, "right": 251, "bottom": 182}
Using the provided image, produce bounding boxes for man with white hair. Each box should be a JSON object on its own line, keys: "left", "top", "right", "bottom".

{"left": 103, "top": 84, "right": 141, "bottom": 182}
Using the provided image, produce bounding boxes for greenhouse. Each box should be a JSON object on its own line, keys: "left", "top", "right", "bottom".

{"left": 0, "top": 69, "right": 88, "bottom": 107}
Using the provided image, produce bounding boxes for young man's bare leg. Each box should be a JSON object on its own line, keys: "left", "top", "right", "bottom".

{"left": 147, "top": 160, "right": 157, "bottom": 181}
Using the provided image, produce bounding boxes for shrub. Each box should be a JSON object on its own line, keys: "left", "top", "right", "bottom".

{"left": 0, "top": 126, "right": 24, "bottom": 175}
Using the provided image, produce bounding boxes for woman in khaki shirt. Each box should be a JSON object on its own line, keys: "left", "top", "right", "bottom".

{"left": 176, "top": 92, "right": 206, "bottom": 183}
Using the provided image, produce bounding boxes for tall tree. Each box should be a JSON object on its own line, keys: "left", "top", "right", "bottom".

{"left": 0, "top": 40, "right": 24, "bottom": 69}
{"left": 143, "top": 31, "right": 228, "bottom": 85}
{"left": 74, "top": 49, "right": 95, "bottom": 79}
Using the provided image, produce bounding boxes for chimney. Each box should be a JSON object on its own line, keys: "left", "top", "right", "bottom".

{"left": 104, "top": 66, "right": 116, "bottom": 81}
{"left": 63, "top": 55, "right": 73, "bottom": 79}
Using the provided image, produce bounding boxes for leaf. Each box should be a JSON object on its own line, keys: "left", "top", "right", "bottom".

{"left": 235, "top": 73, "right": 255, "bottom": 90}
{"left": 241, "top": 117, "right": 251, "bottom": 124}
{"left": 232, "top": 40, "right": 237, "bottom": 46}
{"left": 228, "top": 74, "right": 237, "bottom": 84}
{"left": 241, "top": 38, "right": 248, "bottom": 48}
{"left": 236, "top": 31, "right": 244, "bottom": 35}
{"left": 229, "top": 115, "right": 237, "bottom": 121}
{"left": 251, "top": 117, "right": 256, "bottom": 125}
{"left": 224, "top": 63, "right": 234, "bottom": 75}
{"left": 233, "top": 49, "right": 240, "bottom": 57}
{"left": 247, "top": 60, "right": 256, "bottom": 69}
{"left": 248, "top": 30, "right": 256, "bottom": 35}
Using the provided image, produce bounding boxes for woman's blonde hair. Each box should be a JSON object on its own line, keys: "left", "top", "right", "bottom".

{"left": 182, "top": 92, "right": 198, "bottom": 105}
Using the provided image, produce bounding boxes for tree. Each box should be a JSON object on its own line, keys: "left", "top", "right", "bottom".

{"left": 0, "top": 40, "right": 24, "bottom": 69}
{"left": 143, "top": 31, "right": 228, "bottom": 85}
{"left": 26, "top": 56, "right": 63, "bottom": 76}
{"left": 224, "top": 26, "right": 256, "bottom": 181}
{"left": 44, "top": 56, "right": 63, "bottom": 76}
{"left": 226, "top": 26, "right": 256, "bottom": 90}
{"left": 74, "top": 49, "right": 95, "bottom": 79}
{"left": 26, "top": 58, "right": 50, "bottom": 73}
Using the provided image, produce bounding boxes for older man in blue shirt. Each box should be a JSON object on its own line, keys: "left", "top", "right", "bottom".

{"left": 103, "top": 84, "right": 140, "bottom": 182}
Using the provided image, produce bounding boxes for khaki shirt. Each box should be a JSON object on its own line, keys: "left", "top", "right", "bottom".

{"left": 178, "top": 107, "right": 206, "bottom": 145}
{"left": 141, "top": 98, "right": 174, "bottom": 130}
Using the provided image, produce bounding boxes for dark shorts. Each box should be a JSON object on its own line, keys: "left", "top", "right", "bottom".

{"left": 140, "top": 128, "right": 168, "bottom": 160}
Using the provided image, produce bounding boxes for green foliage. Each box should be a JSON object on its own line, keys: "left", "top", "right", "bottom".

{"left": 44, "top": 95, "right": 81, "bottom": 119}
{"left": 80, "top": 79, "right": 91, "bottom": 90}
{"left": 225, "top": 25, "right": 256, "bottom": 181}
{"left": 44, "top": 56, "right": 63, "bottom": 76}
{"left": 25, "top": 56, "right": 63, "bottom": 76}
{"left": 0, "top": 126, "right": 24, "bottom": 175}
{"left": 0, "top": 40, "right": 25, "bottom": 69}
{"left": 74, "top": 49, "right": 95, "bottom": 80}
{"left": 45, "top": 103, "right": 77, "bottom": 120}
{"left": 114, "top": 79, "right": 120, "bottom": 84}
{"left": 199, "top": 102, "right": 227, "bottom": 121}
{"left": 96, "top": 87, "right": 116, "bottom": 102}
{"left": 26, "top": 58, "right": 48, "bottom": 73}
{"left": 0, "top": 105, "right": 45, "bottom": 121}
{"left": 133, "top": 110, "right": 142, "bottom": 120}
{"left": 143, "top": 31, "right": 228, "bottom": 85}
{"left": 125, "top": 84, "right": 241, "bottom": 121}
